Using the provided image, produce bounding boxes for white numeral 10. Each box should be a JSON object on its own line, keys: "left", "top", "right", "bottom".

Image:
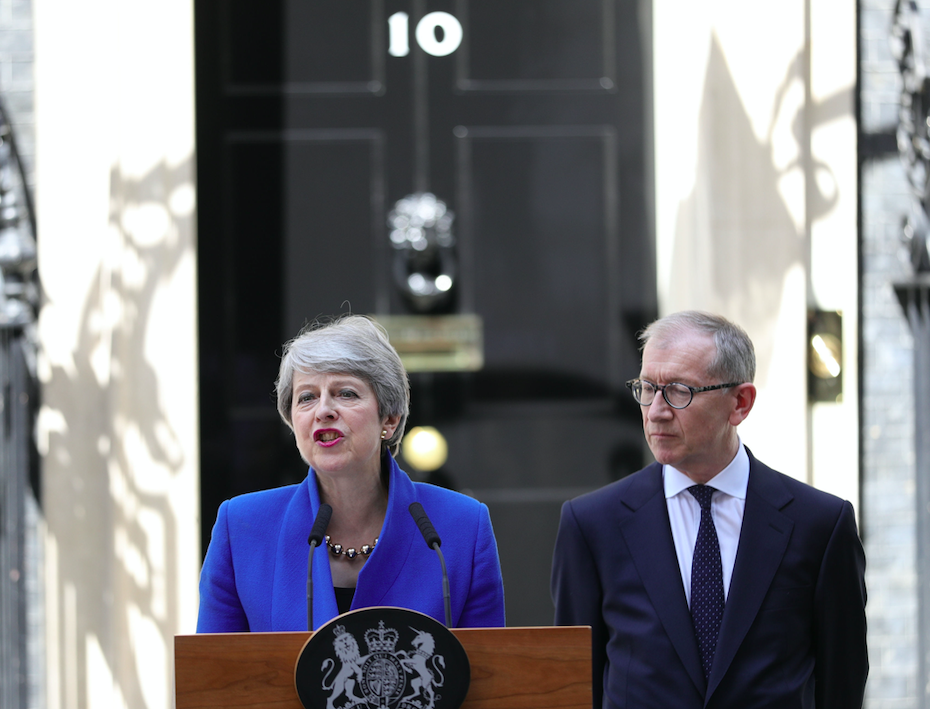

{"left": 388, "top": 11, "right": 463, "bottom": 57}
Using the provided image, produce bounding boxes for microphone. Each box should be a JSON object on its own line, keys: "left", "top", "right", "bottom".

{"left": 410, "top": 501, "right": 441, "bottom": 548}
{"left": 308, "top": 503, "right": 332, "bottom": 548}
{"left": 409, "top": 502, "right": 452, "bottom": 628}
{"left": 307, "top": 503, "right": 332, "bottom": 631}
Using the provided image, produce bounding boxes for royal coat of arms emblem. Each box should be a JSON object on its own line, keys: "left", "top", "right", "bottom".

{"left": 295, "top": 607, "right": 470, "bottom": 709}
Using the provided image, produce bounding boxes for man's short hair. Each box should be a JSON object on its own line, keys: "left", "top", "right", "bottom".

{"left": 638, "top": 310, "right": 756, "bottom": 384}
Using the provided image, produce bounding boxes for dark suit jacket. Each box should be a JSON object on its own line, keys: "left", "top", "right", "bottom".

{"left": 197, "top": 455, "right": 506, "bottom": 632}
{"left": 551, "top": 450, "right": 867, "bottom": 709}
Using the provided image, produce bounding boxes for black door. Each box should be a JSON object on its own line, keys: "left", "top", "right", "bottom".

{"left": 196, "top": 0, "right": 655, "bottom": 626}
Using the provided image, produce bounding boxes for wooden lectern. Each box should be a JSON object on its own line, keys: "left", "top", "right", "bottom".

{"left": 175, "top": 625, "right": 591, "bottom": 709}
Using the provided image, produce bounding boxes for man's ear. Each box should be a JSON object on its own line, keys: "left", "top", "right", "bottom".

{"left": 729, "top": 383, "right": 757, "bottom": 426}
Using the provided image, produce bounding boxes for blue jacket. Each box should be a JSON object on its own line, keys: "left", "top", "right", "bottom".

{"left": 198, "top": 456, "right": 506, "bottom": 631}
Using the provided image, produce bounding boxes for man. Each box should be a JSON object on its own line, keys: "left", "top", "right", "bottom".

{"left": 551, "top": 311, "right": 867, "bottom": 708}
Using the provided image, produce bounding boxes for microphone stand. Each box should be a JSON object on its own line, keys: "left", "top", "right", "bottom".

{"left": 409, "top": 502, "right": 453, "bottom": 628}
{"left": 307, "top": 503, "right": 333, "bottom": 631}
{"left": 434, "top": 543, "right": 452, "bottom": 628}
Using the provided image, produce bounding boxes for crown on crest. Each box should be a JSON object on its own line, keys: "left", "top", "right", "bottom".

{"left": 364, "top": 621, "right": 399, "bottom": 653}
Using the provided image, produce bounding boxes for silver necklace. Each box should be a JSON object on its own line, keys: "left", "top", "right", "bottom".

{"left": 325, "top": 535, "right": 378, "bottom": 560}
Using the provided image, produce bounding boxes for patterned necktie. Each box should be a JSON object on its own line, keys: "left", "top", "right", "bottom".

{"left": 688, "top": 484, "right": 724, "bottom": 680}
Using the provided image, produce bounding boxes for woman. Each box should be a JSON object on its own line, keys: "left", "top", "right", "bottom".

{"left": 197, "top": 315, "right": 506, "bottom": 631}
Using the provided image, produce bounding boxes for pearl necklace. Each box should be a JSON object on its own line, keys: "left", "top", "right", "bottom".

{"left": 325, "top": 535, "right": 378, "bottom": 560}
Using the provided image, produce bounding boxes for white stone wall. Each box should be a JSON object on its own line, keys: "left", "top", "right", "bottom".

{"left": 33, "top": 1, "right": 199, "bottom": 708}
{"left": 653, "top": 1, "right": 859, "bottom": 503}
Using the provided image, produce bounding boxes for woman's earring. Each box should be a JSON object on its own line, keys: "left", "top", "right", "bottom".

{"left": 381, "top": 430, "right": 387, "bottom": 440}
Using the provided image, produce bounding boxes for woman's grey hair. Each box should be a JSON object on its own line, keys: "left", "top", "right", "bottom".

{"left": 638, "top": 310, "right": 756, "bottom": 384}
{"left": 276, "top": 315, "right": 410, "bottom": 455}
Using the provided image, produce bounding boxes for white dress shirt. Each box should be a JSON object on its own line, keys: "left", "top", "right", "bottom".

{"left": 664, "top": 443, "right": 749, "bottom": 605}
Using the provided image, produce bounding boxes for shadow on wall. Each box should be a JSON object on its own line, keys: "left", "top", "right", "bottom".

{"left": 670, "top": 35, "right": 845, "bottom": 386}
{"left": 41, "top": 156, "right": 195, "bottom": 709}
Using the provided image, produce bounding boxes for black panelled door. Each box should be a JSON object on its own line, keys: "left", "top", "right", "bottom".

{"left": 196, "top": 0, "right": 654, "bottom": 626}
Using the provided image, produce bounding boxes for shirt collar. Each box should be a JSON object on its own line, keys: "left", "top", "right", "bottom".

{"left": 663, "top": 441, "right": 750, "bottom": 500}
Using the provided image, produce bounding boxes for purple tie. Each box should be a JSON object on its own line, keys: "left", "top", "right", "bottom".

{"left": 688, "top": 484, "right": 724, "bottom": 680}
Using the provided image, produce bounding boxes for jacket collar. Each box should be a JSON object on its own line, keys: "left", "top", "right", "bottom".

{"left": 619, "top": 463, "right": 707, "bottom": 694}
{"left": 619, "top": 451, "right": 796, "bottom": 701}
{"left": 270, "top": 455, "right": 418, "bottom": 631}
{"left": 706, "top": 450, "right": 795, "bottom": 701}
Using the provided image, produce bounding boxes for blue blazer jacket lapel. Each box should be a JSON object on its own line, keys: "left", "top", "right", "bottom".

{"left": 352, "top": 459, "right": 417, "bottom": 610}
{"left": 271, "top": 476, "right": 338, "bottom": 630}
{"left": 706, "top": 454, "right": 795, "bottom": 700}
{"left": 619, "top": 464, "right": 707, "bottom": 696}
{"left": 270, "top": 459, "right": 420, "bottom": 631}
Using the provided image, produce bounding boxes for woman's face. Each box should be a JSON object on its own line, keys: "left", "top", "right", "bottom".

{"left": 291, "top": 370, "right": 397, "bottom": 478}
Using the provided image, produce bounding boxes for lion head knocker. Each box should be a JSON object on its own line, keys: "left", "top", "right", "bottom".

{"left": 387, "top": 192, "right": 457, "bottom": 312}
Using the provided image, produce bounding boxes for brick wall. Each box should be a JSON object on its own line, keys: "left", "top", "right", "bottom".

{"left": 0, "top": 0, "right": 38, "bottom": 706}
{"left": 0, "top": 0, "right": 33, "bottom": 185}
{"left": 860, "top": 1, "right": 921, "bottom": 706}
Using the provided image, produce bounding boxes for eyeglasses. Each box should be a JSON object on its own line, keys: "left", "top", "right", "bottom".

{"left": 625, "top": 378, "right": 742, "bottom": 409}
